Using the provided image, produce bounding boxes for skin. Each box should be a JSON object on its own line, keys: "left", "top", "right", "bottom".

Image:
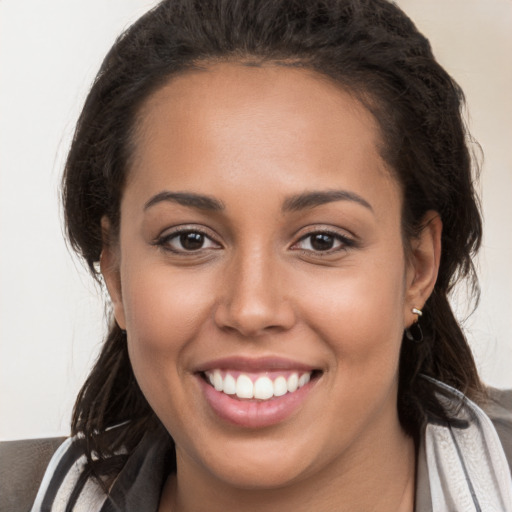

{"left": 101, "top": 62, "right": 442, "bottom": 512}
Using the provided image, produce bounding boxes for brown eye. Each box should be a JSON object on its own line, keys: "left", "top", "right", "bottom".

{"left": 180, "top": 232, "right": 205, "bottom": 251}
{"left": 156, "top": 229, "right": 220, "bottom": 253}
{"left": 293, "top": 231, "right": 354, "bottom": 253}
{"left": 310, "top": 233, "right": 335, "bottom": 251}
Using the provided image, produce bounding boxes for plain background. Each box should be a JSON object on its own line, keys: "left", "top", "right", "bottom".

{"left": 1, "top": 0, "right": 511, "bottom": 441}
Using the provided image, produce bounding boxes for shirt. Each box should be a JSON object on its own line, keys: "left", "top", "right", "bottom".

{"left": 31, "top": 379, "right": 512, "bottom": 512}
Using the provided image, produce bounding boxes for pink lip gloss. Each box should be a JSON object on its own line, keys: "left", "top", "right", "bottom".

{"left": 198, "top": 373, "right": 317, "bottom": 428}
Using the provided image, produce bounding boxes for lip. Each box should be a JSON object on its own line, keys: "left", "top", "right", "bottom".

{"left": 194, "top": 356, "right": 318, "bottom": 373}
{"left": 195, "top": 357, "right": 321, "bottom": 428}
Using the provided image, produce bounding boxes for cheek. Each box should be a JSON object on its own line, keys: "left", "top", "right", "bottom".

{"left": 298, "top": 254, "right": 406, "bottom": 373}
{"left": 122, "top": 264, "right": 213, "bottom": 344}
{"left": 293, "top": 258, "right": 407, "bottom": 442}
{"left": 119, "top": 262, "right": 217, "bottom": 401}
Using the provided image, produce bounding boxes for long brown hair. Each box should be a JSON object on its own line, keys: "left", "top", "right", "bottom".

{"left": 63, "top": 0, "right": 484, "bottom": 484}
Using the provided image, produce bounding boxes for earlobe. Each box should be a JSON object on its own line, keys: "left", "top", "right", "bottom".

{"left": 100, "top": 216, "right": 126, "bottom": 330}
{"left": 405, "top": 211, "right": 442, "bottom": 322}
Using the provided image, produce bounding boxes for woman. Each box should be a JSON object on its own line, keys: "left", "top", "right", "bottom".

{"left": 31, "top": 0, "right": 512, "bottom": 510}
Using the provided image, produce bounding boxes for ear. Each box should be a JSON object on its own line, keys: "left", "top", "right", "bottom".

{"left": 100, "top": 216, "right": 126, "bottom": 330}
{"left": 404, "top": 211, "right": 442, "bottom": 325}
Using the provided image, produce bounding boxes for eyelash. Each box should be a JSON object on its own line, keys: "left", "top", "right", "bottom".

{"left": 153, "top": 227, "right": 356, "bottom": 255}
{"left": 292, "top": 230, "right": 356, "bottom": 254}
{"left": 153, "top": 227, "right": 221, "bottom": 255}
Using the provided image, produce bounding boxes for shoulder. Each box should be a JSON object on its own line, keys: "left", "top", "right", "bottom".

{"left": 483, "top": 386, "right": 512, "bottom": 472}
{"left": 0, "top": 436, "right": 65, "bottom": 512}
{"left": 30, "top": 436, "right": 108, "bottom": 512}
{"left": 416, "top": 380, "right": 512, "bottom": 512}
{"left": 29, "top": 426, "right": 174, "bottom": 512}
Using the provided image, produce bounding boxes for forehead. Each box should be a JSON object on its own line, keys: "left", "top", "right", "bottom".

{"left": 127, "top": 62, "right": 398, "bottom": 210}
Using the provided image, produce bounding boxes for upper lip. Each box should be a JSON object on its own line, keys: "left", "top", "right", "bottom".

{"left": 194, "top": 356, "right": 319, "bottom": 373}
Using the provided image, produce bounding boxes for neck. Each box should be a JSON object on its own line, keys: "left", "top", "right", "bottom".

{"left": 159, "top": 423, "right": 416, "bottom": 512}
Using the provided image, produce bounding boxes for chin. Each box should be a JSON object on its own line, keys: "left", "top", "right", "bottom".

{"left": 178, "top": 427, "right": 331, "bottom": 491}
{"left": 206, "top": 453, "right": 312, "bottom": 490}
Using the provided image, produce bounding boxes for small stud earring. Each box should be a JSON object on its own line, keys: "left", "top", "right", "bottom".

{"left": 405, "top": 307, "right": 423, "bottom": 343}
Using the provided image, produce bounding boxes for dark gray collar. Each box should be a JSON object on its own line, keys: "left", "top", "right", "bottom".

{"left": 100, "top": 430, "right": 174, "bottom": 512}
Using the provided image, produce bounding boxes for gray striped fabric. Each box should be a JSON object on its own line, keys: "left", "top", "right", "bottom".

{"left": 25, "top": 381, "right": 512, "bottom": 512}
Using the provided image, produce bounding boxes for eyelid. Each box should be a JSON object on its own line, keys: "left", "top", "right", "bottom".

{"left": 152, "top": 225, "right": 222, "bottom": 254}
{"left": 290, "top": 227, "right": 357, "bottom": 253}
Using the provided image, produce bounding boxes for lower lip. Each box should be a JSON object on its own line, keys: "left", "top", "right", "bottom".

{"left": 197, "top": 375, "right": 317, "bottom": 428}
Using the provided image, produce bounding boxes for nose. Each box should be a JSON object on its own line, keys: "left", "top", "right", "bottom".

{"left": 214, "top": 247, "right": 296, "bottom": 338}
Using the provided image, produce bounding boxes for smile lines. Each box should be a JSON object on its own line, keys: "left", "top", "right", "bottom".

{"left": 204, "top": 370, "right": 312, "bottom": 401}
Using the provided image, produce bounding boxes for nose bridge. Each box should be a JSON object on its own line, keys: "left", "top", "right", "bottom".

{"left": 215, "top": 242, "right": 294, "bottom": 336}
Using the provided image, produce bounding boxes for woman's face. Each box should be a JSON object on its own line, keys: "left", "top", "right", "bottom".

{"left": 103, "top": 63, "right": 438, "bottom": 489}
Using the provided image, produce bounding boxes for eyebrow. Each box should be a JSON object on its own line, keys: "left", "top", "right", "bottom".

{"left": 282, "top": 190, "right": 373, "bottom": 213}
{"left": 144, "top": 189, "right": 372, "bottom": 214}
{"left": 144, "top": 191, "right": 225, "bottom": 211}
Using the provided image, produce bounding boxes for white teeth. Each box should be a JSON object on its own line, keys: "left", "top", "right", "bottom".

{"left": 273, "top": 376, "right": 288, "bottom": 397}
{"left": 298, "top": 373, "right": 310, "bottom": 387}
{"left": 204, "top": 370, "right": 314, "bottom": 401}
{"left": 213, "top": 369, "right": 223, "bottom": 392}
{"left": 224, "top": 373, "right": 236, "bottom": 395}
{"left": 236, "top": 374, "right": 254, "bottom": 399}
{"left": 287, "top": 373, "right": 299, "bottom": 393}
{"left": 253, "top": 376, "right": 274, "bottom": 400}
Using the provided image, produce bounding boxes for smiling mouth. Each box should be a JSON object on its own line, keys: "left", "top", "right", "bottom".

{"left": 202, "top": 369, "right": 322, "bottom": 401}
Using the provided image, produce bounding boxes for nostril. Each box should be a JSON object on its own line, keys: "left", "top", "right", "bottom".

{"left": 213, "top": 300, "right": 296, "bottom": 338}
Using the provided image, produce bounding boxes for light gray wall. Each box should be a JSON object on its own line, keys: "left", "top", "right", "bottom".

{"left": 1, "top": 0, "right": 510, "bottom": 440}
